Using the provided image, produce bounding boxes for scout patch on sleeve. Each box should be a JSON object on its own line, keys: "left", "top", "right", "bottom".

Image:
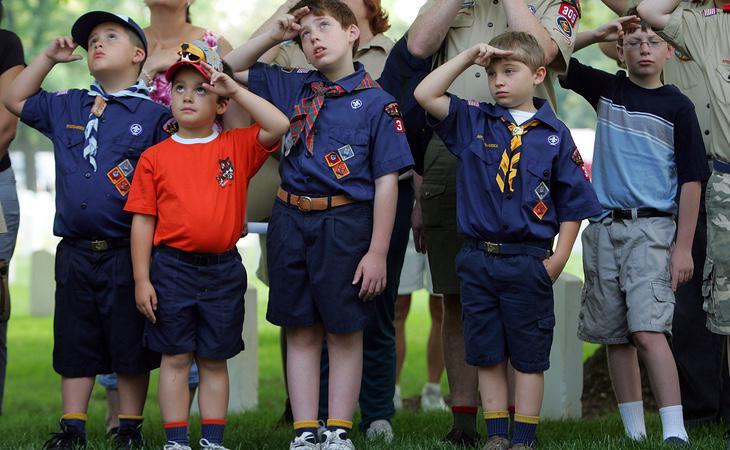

{"left": 558, "top": 2, "right": 579, "bottom": 27}
{"left": 561, "top": 0, "right": 581, "bottom": 16}
{"left": 384, "top": 102, "right": 402, "bottom": 118}
{"left": 556, "top": 16, "right": 573, "bottom": 39}
{"left": 394, "top": 117, "right": 405, "bottom": 133}
{"left": 572, "top": 148, "right": 590, "bottom": 180}
{"left": 163, "top": 118, "right": 179, "bottom": 135}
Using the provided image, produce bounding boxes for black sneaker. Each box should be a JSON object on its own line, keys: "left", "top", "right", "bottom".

{"left": 663, "top": 436, "right": 689, "bottom": 447}
{"left": 42, "top": 423, "right": 86, "bottom": 450}
{"left": 443, "top": 428, "right": 480, "bottom": 447}
{"left": 112, "top": 424, "right": 144, "bottom": 449}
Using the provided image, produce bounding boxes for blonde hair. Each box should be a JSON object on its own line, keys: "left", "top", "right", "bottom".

{"left": 488, "top": 31, "right": 544, "bottom": 71}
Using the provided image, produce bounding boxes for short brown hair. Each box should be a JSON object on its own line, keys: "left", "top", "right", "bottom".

{"left": 487, "top": 32, "right": 544, "bottom": 71}
{"left": 618, "top": 7, "right": 656, "bottom": 45}
{"left": 289, "top": 0, "right": 360, "bottom": 54}
{"left": 363, "top": 0, "right": 390, "bottom": 35}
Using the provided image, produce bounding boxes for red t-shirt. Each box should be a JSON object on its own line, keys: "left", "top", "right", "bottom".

{"left": 125, "top": 125, "right": 276, "bottom": 253}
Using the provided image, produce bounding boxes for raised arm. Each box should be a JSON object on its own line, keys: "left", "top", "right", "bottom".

{"left": 407, "top": 0, "right": 464, "bottom": 58}
{"left": 502, "top": 0, "right": 559, "bottom": 64}
{"left": 415, "top": 43, "right": 512, "bottom": 121}
{"left": 3, "top": 37, "right": 81, "bottom": 117}
{"left": 249, "top": 0, "right": 301, "bottom": 63}
{"left": 637, "top": 0, "right": 680, "bottom": 30}
{"left": 573, "top": 15, "right": 639, "bottom": 53}
{"left": 601, "top": 0, "right": 630, "bottom": 16}
{"left": 0, "top": 66, "right": 22, "bottom": 150}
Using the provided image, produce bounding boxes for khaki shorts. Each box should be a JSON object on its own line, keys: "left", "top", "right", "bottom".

{"left": 703, "top": 170, "right": 730, "bottom": 335}
{"left": 421, "top": 136, "right": 463, "bottom": 295}
{"left": 578, "top": 216, "right": 677, "bottom": 344}
{"left": 398, "top": 232, "right": 434, "bottom": 295}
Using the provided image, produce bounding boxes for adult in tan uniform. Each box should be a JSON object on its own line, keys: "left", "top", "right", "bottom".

{"left": 600, "top": 0, "right": 729, "bottom": 429}
{"left": 639, "top": 1, "right": 730, "bottom": 446}
{"left": 245, "top": 1, "right": 406, "bottom": 440}
{"left": 408, "top": 0, "right": 579, "bottom": 444}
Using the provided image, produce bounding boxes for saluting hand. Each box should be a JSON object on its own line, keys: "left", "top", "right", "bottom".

{"left": 135, "top": 280, "right": 158, "bottom": 324}
{"left": 200, "top": 62, "right": 242, "bottom": 98}
{"left": 44, "top": 37, "right": 83, "bottom": 64}
{"left": 468, "top": 43, "right": 513, "bottom": 68}
{"left": 593, "top": 15, "right": 641, "bottom": 43}
{"left": 270, "top": 7, "right": 311, "bottom": 42}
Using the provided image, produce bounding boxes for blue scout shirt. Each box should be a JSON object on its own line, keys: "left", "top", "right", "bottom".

{"left": 248, "top": 62, "right": 414, "bottom": 201}
{"left": 21, "top": 89, "right": 172, "bottom": 239}
{"left": 432, "top": 94, "right": 601, "bottom": 242}
{"left": 378, "top": 36, "right": 433, "bottom": 175}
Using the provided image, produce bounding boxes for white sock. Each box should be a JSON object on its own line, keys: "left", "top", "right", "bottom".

{"left": 618, "top": 401, "right": 646, "bottom": 440}
{"left": 659, "top": 405, "right": 688, "bottom": 441}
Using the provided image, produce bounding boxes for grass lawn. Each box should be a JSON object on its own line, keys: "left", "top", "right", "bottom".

{"left": 0, "top": 255, "right": 725, "bottom": 449}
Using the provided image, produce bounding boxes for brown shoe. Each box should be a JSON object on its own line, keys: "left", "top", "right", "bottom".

{"left": 482, "top": 436, "right": 509, "bottom": 450}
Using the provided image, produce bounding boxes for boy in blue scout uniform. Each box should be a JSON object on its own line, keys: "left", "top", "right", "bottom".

{"left": 3, "top": 11, "right": 171, "bottom": 450}
{"left": 224, "top": 0, "right": 413, "bottom": 448}
{"left": 415, "top": 31, "right": 601, "bottom": 450}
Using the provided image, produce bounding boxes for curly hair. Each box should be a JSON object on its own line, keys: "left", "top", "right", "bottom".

{"left": 363, "top": 0, "right": 390, "bottom": 35}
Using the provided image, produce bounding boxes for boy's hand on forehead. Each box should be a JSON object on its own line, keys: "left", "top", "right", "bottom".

{"left": 44, "top": 37, "right": 83, "bottom": 64}
{"left": 468, "top": 43, "right": 513, "bottom": 68}
{"left": 270, "top": 6, "right": 311, "bottom": 42}
{"left": 201, "top": 61, "right": 240, "bottom": 97}
{"left": 595, "top": 15, "right": 641, "bottom": 43}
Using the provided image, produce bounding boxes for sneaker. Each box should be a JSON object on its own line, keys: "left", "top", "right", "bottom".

{"left": 163, "top": 442, "right": 192, "bottom": 450}
{"left": 663, "top": 436, "right": 689, "bottom": 447}
{"left": 365, "top": 419, "right": 394, "bottom": 443}
{"left": 113, "top": 425, "right": 144, "bottom": 449}
{"left": 321, "top": 429, "right": 355, "bottom": 450}
{"left": 393, "top": 385, "right": 402, "bottom": 410}
{"left": 289, "top": 432, "right": 320, "bottom": 450}
{"left": 482, "top": 436, "right": 509, "bottom": 450}
{"left": 421, "top": 383, "right": 448, "bottom": 411}
{"left": 42, "top": 423, "right": 86, "bottom": 450}
{"left": 199, "top": 438, "right": 229, "bottom": 449}
{"left": 316, "top": 419, "right": 327, "bottom": 443}
{"left": 443, "top": 428, "right": 479, "bottom": 447}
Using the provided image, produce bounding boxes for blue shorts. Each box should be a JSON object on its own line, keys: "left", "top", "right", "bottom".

{"left": 456, "top": 239, "right": 555, "bottom": 373}
{"left": 53, "top": 239, "right": 160, "bottom": 377}
{"left": 145, "top": 246, "right": 246, "bottom": 360}
{"left": 266, "top": 200, "right": 373, "bottom": 333}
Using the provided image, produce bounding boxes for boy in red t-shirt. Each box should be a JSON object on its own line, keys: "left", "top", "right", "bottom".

{"left": 124, "top": 41, "right": 289, "bottom": 450}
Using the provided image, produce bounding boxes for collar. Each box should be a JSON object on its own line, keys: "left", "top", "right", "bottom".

{"left": 357, "top": 33, "right": 395, "bottom": 54}
{"left": 83, "top": 92, "right": 146, "bottom": 113}
{"left": 483, "top": 97, "right": 561, "bottom": 132}
{"left": 171, "top": 130, "right": 219, "bottom": 144}
{"left": 305, "top": 62, "right": 369, "bottom": 93}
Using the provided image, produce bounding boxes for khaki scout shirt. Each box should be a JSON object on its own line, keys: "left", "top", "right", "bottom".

{"left": 626, "top": 0, "right": 713, "bottom": 151}
{"left": 245, "top": 33, "right": 395, "bottom": 222}
{"left": 272, "top": 33, "right": 395, "bottom": 78}
{"left": 418, "top": 0, "right": 579, "bottom": 108}
{"left": 660, "top": 6, "right": 730, "bottom": 162}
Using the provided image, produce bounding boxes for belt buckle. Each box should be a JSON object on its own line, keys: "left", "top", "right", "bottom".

{"left": 91, "top": 240, "right": 109, "bottom": 251}
{"left": 297, "top": 196, "right": 313, "bottom": 212}
{"left": 484, "top": 242, "right": 500, "bottom": 254}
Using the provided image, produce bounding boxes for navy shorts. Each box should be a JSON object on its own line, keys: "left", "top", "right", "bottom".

{"left": 145, "top": 245, "right": 246, "bottom": 360}
{"left": 266, "top": 200, "right": 373, "bottom": 333}
{"left": 456, "top": 239, "right": 555, "bottom": 373}
{"left": 53, "top": 239, "right": 160, "bottom": 377}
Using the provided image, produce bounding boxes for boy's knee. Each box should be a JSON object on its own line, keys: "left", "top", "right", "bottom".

{"left": 631, "top": 331, "right": 666, "bottom": 352}
{"left": 162, "top": 353, "right": 194, "bottom": 371}
{"left": 286, "top": 325, "right": 325, "bottom": 348}
{"left": 195, "top": 357, "right": 227, "bottom": 372}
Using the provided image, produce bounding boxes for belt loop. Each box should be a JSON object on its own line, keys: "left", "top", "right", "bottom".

{"left": 287, "top": 192, "right": 292, "bottom": 205}
{"left": 327, "top": 196, "right": 332, "bottom": 208}
{"left": 631, "top": 208, "right": 638, "bottom": 221}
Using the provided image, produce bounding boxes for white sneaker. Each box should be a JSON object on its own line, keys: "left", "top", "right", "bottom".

{"left": 321, "top": 429, "right": 355, "bottom": 450}
{"left": 199, "top": 438, "right": 229, "bottom": 450}
{"left": 365, "top": 419, "right": 394, "bottom": 443}
{"left": 163, "top": 442, "right": 192, "bottom": 450}
{"left": 393, "top": 384, "right": 403, "bottom": 410}
{"left": 289, "top": 432, "right": 320, "bottom": 450}
{"left": 421, "top": 382, "right": 448, "bottom": 411}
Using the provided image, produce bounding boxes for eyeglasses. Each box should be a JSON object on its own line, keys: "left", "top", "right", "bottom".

{"left": 623, "top": 39, "right": 666, "bottom": 49}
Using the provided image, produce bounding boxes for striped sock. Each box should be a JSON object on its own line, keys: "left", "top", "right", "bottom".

{"left": 326, "top": 419, "right": 353, "bottom": 440}
{"left": 512, "top": 414, "right": 539, "bottom": 446}
{"left": 118, "top": 414, "right": 143, "bottom": 431}
{"left": 294, "top": 420, "right": 319, "bottom": 442}
{"left": 163, "top": 421, "right": 189, "bottom": 445}
{"left": 61, "top": 413, "right": 87, "bottom": 439}
{"left": 452, "top": 405, "right": 478, "bottom": 438}
{"left": 484, "top": 410, "right": 509, "bottom": 439}
{"left": 201, "top": 419, "right": 226, "bottom": 445}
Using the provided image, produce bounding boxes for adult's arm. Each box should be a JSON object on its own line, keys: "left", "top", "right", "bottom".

{"left": 601, "top": 0, "right": 630, "bottom": 15}
{"left": 407, "top": 0, "right": 464, "bottom": 58}
{"left": 637, "top": 0, "right": 680, "bottom": 30}
{"left": 249, "top": 0, "right": 300, "bottom": 63}
{"left": 502, "top": 0, "right": 559, "bottom": 64}
{"left": 0, "top": 65, "right": 22, "bottom": 152}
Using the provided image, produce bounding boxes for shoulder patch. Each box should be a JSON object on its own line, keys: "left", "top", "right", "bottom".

{"left": 561, "top": 0, "right": 581, "bottom": 16}
{"left": 558, "top": 3, "right": 580, "bottom": 27}
{"left": 467, "top": 99, "right": 481, "bottom": 107}
{"left": 556, "top": 16, "right": 574, "bottom": 39}
{"left": 163, "top": 118, "right": 179, "bottom": 135}
{"left": 384, "top": 102, "right": 402, "bottom": 118}
{"left": 703, "top": 7, "right": 719, "bottom": 16}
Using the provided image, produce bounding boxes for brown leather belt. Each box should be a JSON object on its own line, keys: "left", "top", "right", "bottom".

{"left": 277, "top": 187, "right": 354, "bottom": 212}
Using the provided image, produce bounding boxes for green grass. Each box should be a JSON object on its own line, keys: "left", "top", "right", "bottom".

{"left": 0, "top": 255, "right": 724, "bottom": 449}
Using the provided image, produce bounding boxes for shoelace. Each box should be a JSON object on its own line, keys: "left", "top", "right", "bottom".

{"left": 291, "top": 432, "right": 318, "bottom": 448}
{"left": 163, "top": 442, "right": 191, "bottom": 450}
{"left": 113, "top": 427, "right": 143, "bottom": 446}
{"left": 199, "top": 438, "right": 229, "bottom": 450}
{"left": 42, "top": 428, "right": 82, "bottom": 449}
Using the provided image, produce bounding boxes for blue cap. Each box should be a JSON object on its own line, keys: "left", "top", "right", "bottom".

{"left": 71, "top": 11, "right": 148, "bottom": 53}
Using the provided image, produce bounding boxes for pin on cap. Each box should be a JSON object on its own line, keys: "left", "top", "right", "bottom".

{"left": 165, "top": 40, "right": 224, "bottom": 82}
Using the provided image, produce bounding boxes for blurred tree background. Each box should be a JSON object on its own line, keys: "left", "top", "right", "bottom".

{"left": 1, "top": 0, "right": 621, "bottom": 188}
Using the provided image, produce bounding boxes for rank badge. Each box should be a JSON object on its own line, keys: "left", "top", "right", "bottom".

{"left": 534, "top": 182, "right": 549, "bottom": 200}
{"left": 533, "top": 201, "right": 548, "bottom": 220}
{"left": 107, "top": 167, "right": 124, "bottom": 184}
{"left": 115, "top": 178, "right": 131, "bottom": 196}
{"left": 118, "top": 159, "right": 134, "bottom": 177}
{"left": 325, "top": 152, "right": 342, "bottom": 167}
{"left": 332, "top": 161, "right": 350, "bottom": 179}
{"left": 338, "top": 145, "right": 355, "bottom": 161}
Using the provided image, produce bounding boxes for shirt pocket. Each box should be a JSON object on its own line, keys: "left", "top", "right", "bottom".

{"left": 525, "top": 159, "right": 555, "bottom": 220}
{"left": 467, "top": 145, "right": 503, "bottom": 192}
{"left": 58, "top": 131, "right": 85, "bottom": 175}
{"left": 715, "top": 63, "right": 730, "bottom": 105}
{"left": 327, "top": 130, "right": 369, "bottom": 179}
